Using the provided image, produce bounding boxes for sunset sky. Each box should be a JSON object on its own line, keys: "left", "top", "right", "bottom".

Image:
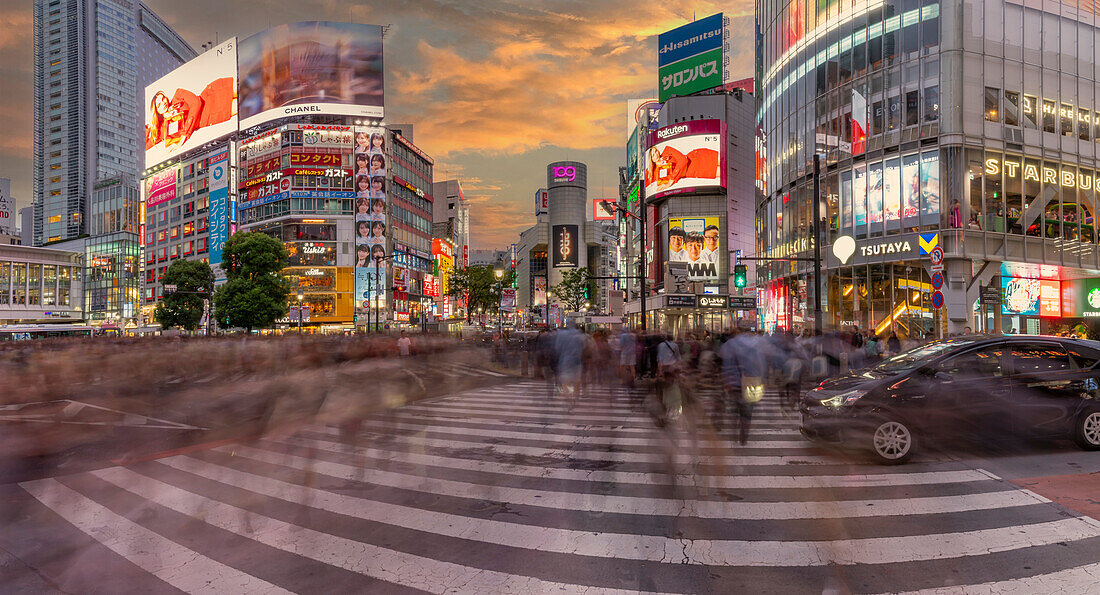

{"left": 0, "top": 0, "right": 753, "bottom": 248}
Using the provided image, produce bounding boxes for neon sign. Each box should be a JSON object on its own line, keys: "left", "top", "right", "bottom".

{"left": 552, "top": 165, "right": 577, "bottom": 182}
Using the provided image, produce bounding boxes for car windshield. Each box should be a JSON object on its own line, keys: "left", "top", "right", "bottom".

{"left": 872, "top": 338, "right": 982, "bottom": 374}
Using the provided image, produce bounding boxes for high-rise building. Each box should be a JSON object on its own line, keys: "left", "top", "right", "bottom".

{"left": 756, "top": 0, "right": 1100, "bottom": 336}
{"left": 32, "top": 0, "right": 195, "bottom": 246}
{"left": 432, "top": 179, "right": 472, "bottom": 268}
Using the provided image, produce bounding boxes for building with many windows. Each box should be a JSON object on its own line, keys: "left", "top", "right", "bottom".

{"left": 756, "top": 0, "right": 1100, "bottom": 336}
{"left": 0, "top": 244, "right": 84, "bottom": 326}
{"left": 33, "top": 0, "right": 194, "bottom": 246}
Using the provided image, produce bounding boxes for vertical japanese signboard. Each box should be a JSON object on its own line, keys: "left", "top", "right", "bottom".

{"left": 207, "top": 149, "right": 231, "bottom": 277}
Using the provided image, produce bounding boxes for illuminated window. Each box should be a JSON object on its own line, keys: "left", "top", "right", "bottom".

{"left": 49, "top": 215, "right": 61, "bottom": 223}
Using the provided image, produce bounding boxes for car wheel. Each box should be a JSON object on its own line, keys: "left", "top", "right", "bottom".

{"left": 1074, "top": 408, "right": 1100, "bottom": 451}
{"left": 870, "top": 419, "right": 916, "bottom": 464}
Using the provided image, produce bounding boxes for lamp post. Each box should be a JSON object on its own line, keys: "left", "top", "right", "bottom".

{"left": 494, "top": 263, "right": 504, "bottom": 338}
{"left": 296, "top": 292, "right": 304, "bottom": 334}
{"left": 369, "top": 254, "right": 395, "bottom": 333}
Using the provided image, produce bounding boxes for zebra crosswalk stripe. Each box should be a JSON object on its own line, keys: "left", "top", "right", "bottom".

{"left": 14, "top": 380, "right": 1100, "bottom": 593}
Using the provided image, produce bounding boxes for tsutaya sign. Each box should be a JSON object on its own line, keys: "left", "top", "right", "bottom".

{"left": 832, "top": 235, "right": 915, "bottom": 264}
{"left": 985, "top": 157, "right": 1100, "bottom": 190}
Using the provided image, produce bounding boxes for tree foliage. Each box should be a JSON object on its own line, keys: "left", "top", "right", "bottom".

{"left": 448, "top": 265, "right": 516, "bottom": 321}
{"left": 550, "top": 268, "right": 592, "bottom": 312}
{"left": 213, "top": 232, "right": 291, "bottom": 332}
{"left": 153, "top": 260, "right": 213, "bottom": 331}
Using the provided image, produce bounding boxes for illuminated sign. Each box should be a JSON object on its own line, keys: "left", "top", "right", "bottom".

{"left": 301, "top": 243, "right": 328, "bottom": 255}
{"left": 552, "top": 224, "right": 579, "bottom": 268}
{"left": 394, "top": 175, "right": 426, "bottom": 198}
{"left": 984, "top": 157, "right": 1100, "bottom": 190}
{"left": 858, "top": 239, "right": 913, "bottom": 258}
{"left": 290, "top": 153, "right": 341, "bottom": 166}
{"left": 645, "top": 119, "right": 726, "bottom": 199}
{"left": 245, "top": 156, "right": 281, "bottom": 178}
{"left": 290, "top": 168, "right": 349, "bottom": 177}
{"left": 552, "top": 165, "right": 577, "bottom": 182}
{"left": 697, "top": 295, "right": 729, "bottom": 308}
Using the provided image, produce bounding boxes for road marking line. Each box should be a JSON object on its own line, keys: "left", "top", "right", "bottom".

{"left": 144, "top": 455, "right": 1100, "bottom": 567}
{"left": 894, "top": 560, "right": 1100, "bottom": 595}
{"left": 281, "top": 434, "right": 998, "bottom": 490}
{"left": 213, "top": 444, "right": 1041, "bottom": 520}
{"left": 19, "top": 478, "right": 292, "bottom": 595}
{"left": 90, "top": 466, "right": 657, "bottom": 594}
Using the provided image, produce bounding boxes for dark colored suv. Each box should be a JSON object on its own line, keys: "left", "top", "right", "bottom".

{"left": 800, "top": 335, "right": 1100, "bottom": 463}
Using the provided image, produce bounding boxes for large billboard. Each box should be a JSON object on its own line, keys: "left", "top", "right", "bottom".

{"left": 145, "top": 167, "right": 178, "bottom": 207}
{"left": 668, "top": 217, "right": 721, "bottom": 281}
{"left": 645, "top": 119, "right": 726, "bottom": 199}
{"left": 354, "top": 125, "right": 388, "bottom": 322}
{"left": 238, "top": 22, "right": 384, "bottom": 130}
{"left": 658, "top": 14, "right": 724, "bottom": 102}
{"left": 144, "top": 38, "right": 238, "bottom": 169}
{"left": 207, "top": 149, "right": 231, "bottom": 273}
{"left": 552, "top": 224, "right": 579, "bottom": 268}
{"left": 0, "top": 178, "right": 11, "bottom": 235}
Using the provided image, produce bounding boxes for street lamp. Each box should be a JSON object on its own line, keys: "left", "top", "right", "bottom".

{"left": 296, "top": 292, "right": 304, "bottom": 334}
{"left": 494, "top": 263, "right": 504, "bottom": 338}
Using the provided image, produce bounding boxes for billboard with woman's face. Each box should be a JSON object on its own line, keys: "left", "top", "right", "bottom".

{"left": 144, "top": 38, "right": 238, "bottom": 169}
{"left": 644, "top": 119, "right": 726, "bottom": 199}
{"left": 238, "top": 22, "right": 384, "bottom": 130}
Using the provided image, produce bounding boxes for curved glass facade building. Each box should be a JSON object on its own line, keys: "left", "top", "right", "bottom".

{"left": 757, "top": 0, "right": 1100, "bottom": 336}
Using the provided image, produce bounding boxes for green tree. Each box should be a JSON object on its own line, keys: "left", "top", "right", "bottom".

{"left": 448, "top": 264, "right": 516, "bottom": 321}
{"left": 153, "top": 260, "right": 214, "bottom": 331}
{"left": 213, "top": 232, "right": 291, "bottom": 332}
{"left": 550, "top": 268, "right": 593, "bottom": 312}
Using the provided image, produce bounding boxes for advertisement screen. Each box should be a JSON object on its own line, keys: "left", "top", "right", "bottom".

{"left": 645, "top": 119, "right": 726, "bottom": 199}
{"left": 867, "top": 161, "right": 883, "bottom": 225}
{"left": 238, "top": 22, "right": 384, "bottom": 130}
{"left": 533, "top": 276, "right": 547, "bottom": 306}
{"left": 1039, "top": 279, "right": 1061, "bottom": 317}
{"left": 853, "top": 163, "right": 867, "bottom": 227}
{"left": 207, "top": 151, "right": 231, "bottom": 271}
{"left": 1003, "top": 277, "right": 1041, "bottom": 316}
{"left": 1061, "top": 278, "right": 1100, "bottom": 317}
{"left": 668, "top": 217, "right": 721, "bottom": 281}
{"left": 144, "top": 38, "right": 237, "bottom": 169}
{"left": 920, "top": 150, "right": 941, "bottom": 224}
{"left": 883, "top": 157, "right": 901, "bottom": 231}
{"left": 552, "top": 224, "right": 579, "bottom": 268}
{"left": 146, "top": 168, "right": 178, "bottom": 207}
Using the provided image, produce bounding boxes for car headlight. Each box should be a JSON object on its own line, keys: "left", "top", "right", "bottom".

{"left": 820, "top": 389, "right": 866, "bottom": 408}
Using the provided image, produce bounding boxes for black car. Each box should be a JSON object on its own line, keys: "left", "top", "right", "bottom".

{"left": 800, "top": 335, "right": 1100, "bottom": 463}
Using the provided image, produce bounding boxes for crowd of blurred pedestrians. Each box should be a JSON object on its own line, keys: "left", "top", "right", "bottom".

{"left": 527, "top": 323, "right": 932, "bottom": 444}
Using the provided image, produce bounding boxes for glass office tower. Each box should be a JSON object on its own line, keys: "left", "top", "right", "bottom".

{"left": 757, "top": 0, "right": 1100, "bottom": 337}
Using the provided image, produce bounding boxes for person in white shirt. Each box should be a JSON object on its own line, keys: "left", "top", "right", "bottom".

{"left": 397, "top": 331, "right": 412, "bottom": 357}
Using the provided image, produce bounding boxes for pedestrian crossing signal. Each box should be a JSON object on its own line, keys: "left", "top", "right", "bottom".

{"left": 733, "top": 265, "right": 747, "bottom": 288}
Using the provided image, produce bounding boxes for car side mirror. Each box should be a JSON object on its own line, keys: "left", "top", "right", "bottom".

{"left": 933, "top": 371, "right": 954, "bottom": 382}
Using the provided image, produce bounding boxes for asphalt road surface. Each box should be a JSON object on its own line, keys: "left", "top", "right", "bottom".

{"left": 2, "top": 378, "right": 1098, "bottom": 594}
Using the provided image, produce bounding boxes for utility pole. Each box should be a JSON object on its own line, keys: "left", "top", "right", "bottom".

{"left": 813, "top": 154, "right": 824, "bottom": 335}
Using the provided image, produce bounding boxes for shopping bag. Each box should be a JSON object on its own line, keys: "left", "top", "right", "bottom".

{"left": 741, "top": 376, "right": 764, "bottom": 403}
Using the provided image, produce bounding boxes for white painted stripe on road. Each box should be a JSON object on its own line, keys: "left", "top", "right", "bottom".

{"left": 215, "top": 444, "right": 1036, "bottom": 520}
{"left": 399, "top": 403, "right": 802, "bottom": 428}
{"left": 439, "top": 398, "right": 794, "bottom": 419}
{"left": 437, "top": 362, "right": 510, "bottom": 377}
{"left": 317, "top": 421, "right": 814, "bottom": 451}
{"left": 306, "top": 426, "right": 833, "bottom": 466}
{"left": 282, "top": 434, "right": 998, "bottom": 490}
{"left": 150, "top": 453, "right": 1100, "bottom": 568}
{"left": 365, "top": 410, "right": 800, "bottom": 437}
{"left": 20, "top": 478, "right": 292, "bottom": 595}
{"left": 91, "top": 466, "right": 655, "bottom": 594}
{"left": 896, "top": 560, "right": 1100, "bottom": 595}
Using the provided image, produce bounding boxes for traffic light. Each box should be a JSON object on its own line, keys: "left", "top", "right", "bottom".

{"left": 733, "top": 264, "right": 748, "bottom": 288}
